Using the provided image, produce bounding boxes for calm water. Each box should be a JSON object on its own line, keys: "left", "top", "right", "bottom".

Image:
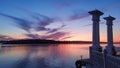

{"left": 0, "top": 44, "right": 119, "bottom": 68}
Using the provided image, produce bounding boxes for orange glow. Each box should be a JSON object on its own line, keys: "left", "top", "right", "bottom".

{"left": 64, "top": 32, "right": 92, "bottom": 41}
{"left": 10, "top": 35, "right": 28, "bottom": 39}
{"left": 6, "top": 30, "right": 120, "bottom": 42}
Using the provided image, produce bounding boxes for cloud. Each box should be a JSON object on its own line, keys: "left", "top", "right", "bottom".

{"left": 0, "top": 12, "right": 58, "bottom": 32}
{"left": 41, "top": 32, "right": 69, "bottom": 40}
{"left": 46, "top": 24, "right": 66, "bottom": 34}
{"left": 68, "top": 11, "right": 90, "bottom": 21}
{"left": 17, "top": 8, "right": 60, "bottom": 31}
{"left": 35, "top": 17, "right": 55, "bottom": 31}
{"left": 35, "top": 26, "right": 50, "bottom": 31}
{"left": 0, "top": 13, "right": 32, "bottom": 32}
{"left": 26, "top": 12, "right": 61, "bottom": 32}
{"left": 83, "top": 23, "right": 92, "bottom": 27}
{"left": 25, "top": 34, "right": 40, "bottom": 39}
{"left": 83, "top": 22, "right": 105, "bottom": 27}
{"left": 61, "top": 36, "right": 73, "bottom": 40}
{"left": 0, "top": 34, "right": 14, "bottom": 41}
{"left": 0, "top": 9, "right": 72, "bottom": 40}
{"left": 25, "top": 31, "right": 70, "bottom": 40}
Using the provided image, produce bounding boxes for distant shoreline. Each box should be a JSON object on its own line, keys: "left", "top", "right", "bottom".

{"left": 1, "top": 39, "right": 92, "bottom": 44}
{"left": 0, "top": 39, "right": 119, "bottom": 44}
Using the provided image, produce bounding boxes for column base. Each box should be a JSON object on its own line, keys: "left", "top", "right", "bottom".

{"left": 90, "top": 45, "right": 102, "bottom": 52}
{"left": 106, "top": 46, "right": 116, "bottom": 55}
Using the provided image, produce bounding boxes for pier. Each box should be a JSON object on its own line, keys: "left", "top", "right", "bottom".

{"left": 76, "top": 10, "right": 120, "bottom": 68}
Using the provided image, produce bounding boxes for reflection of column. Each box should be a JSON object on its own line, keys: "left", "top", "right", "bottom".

{"left": 104, "top": 16, "right": 116, "bottom": 55}
{"left": 88, "top": 10, "right": 103, "bottom": 51}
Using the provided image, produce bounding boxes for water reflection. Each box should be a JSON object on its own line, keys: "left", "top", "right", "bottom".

{"left": 0, "top": 44, "right": 114, "bottom": 68}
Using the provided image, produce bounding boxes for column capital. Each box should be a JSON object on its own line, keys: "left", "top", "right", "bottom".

{"left": 89, "top": 10, "right": 104, "bottom": 21}
{"left": 104, "top": 16, "right": 115, "bottom": 26}
{"left": 104, "top": 15, "right": 115, "bottom": 21}
{"left": 88, "top": 9, "right": 104, "bottom": 16}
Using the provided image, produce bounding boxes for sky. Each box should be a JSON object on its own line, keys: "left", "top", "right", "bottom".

{"left": 0, "top": 0, "right": 120, "bottom": 42}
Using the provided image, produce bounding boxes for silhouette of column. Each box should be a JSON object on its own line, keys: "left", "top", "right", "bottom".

{"left": 88, "top": 10, "right": 103, "bottom": 51}
{"left": 104, "top": 16, "right": 116, "bottom": 55}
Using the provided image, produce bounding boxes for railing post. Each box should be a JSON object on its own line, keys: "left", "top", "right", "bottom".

{"left": 103, "top": 49, "right": 107, "bottom": 68}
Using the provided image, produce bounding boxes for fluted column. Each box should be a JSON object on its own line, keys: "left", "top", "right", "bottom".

{"left": 88, "top": 10, "right": 103, "bottom": 51}
{"left": 104, "top": 16, "right": 116, "bottom": 55}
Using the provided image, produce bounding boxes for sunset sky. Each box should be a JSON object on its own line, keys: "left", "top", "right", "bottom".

{"left": 0, "top": 0, "right": 120, "bottom": 42}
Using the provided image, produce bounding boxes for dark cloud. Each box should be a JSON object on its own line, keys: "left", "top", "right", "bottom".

{"left": 0, "top": 34, "right": 14, "bottom": 41}
{"left": 41, "top": 32, "right": 69, "bottom": 40}
{"left": 0, "top": 9, "right": 72, "bottom": 40}
{"left": 25, "top": 31, "right": 70, "bottom": 40}
{"left": 21, "top": 10, "right": 69, "bottom": 40}
{"left": 25, "top": 34, "right": 40, "bottom": 39}
{"left": 47, "top": 28, "right": 59, "bottom": 34}
{"left": 0, "top": 13, "right": 57, "bottom": 32}
{"left": 18, "top": 8, "right": 60, "bottom": 31}
{"left": 0, "top": 13, "right": 32, "bottom": 32}
{"left": 47, "top": 24, "right": 66, "bottom": 34}
{"left": 35, "top": 17, "right": 55, "bottom": 31}
{"left": 35, "top": 16, "right": 65, "bottom": 32}
{"left": 35, "top": 26, "right": 50, "bottom": 31}
{"left": 30, "top": 13, "right": 63, "bottom": 32}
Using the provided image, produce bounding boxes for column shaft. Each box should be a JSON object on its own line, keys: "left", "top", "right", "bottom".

{"left": 104, "top": 16, "right": 116, "bottom": 55}
{"left": 88, "top": 10, "right": 103, "bottom": 51}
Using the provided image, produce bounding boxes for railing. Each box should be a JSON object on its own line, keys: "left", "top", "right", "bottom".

{"left": 105, "top": 55, "right": 120, "bottom": 68}
{"left": 90, "top": 47, "right": 120, "bottom": 68}
{"left": 90, "top": 47, "right": 104, "bottom": 68}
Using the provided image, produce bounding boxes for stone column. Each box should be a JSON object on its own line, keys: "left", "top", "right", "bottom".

{"left": 104, "top": 16, "right": 116, "bottom": 55}
{"left": 88, "top": 10, "right": 103, "bottom": 51}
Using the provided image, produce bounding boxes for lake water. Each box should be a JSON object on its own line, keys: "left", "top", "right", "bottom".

{"left": 0, "top": 44, "right": 119, "bottom": 68}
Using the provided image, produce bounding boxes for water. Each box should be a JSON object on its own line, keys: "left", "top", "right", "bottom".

{"left": 0, "top": 44, "right": 119, "bottom": 68}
